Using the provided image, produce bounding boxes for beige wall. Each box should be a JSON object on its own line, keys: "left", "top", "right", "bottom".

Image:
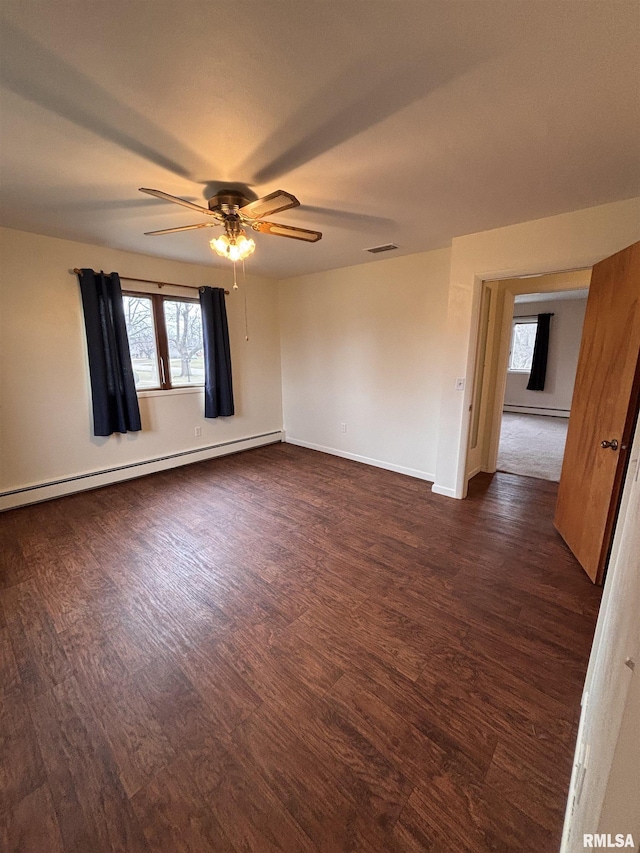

{"left": 504, "top": 295, "right": 588, "bottom": 415}
{"left": 434, "top": 196, "right": 640, "bottom": 498}
{"left": 0, "top": 227, "right": 283, "bottom": 508}
{"left": 278, "top": 248, "right": 451, "bottom": 480}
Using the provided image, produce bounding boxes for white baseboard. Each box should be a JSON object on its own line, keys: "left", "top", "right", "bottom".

{"left": 504, "top": 405, "right": 570, "bottom": 418}
{"left": 285, "top": 437, "right": 434, "bottom": 482}
{"left": 431, "top": 483, "right": 459, "bottom": 498}
{"left": 0, "top": 431, "right": 283, "bottom": 511}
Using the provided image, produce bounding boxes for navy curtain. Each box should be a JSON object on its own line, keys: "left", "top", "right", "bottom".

{"left": 526, "top": 313, "right": 552, "bottom": 391}
{"left": 199, "top": 286, "right": 234, "bottom": 418}
{"left": 77, "top": 269, "right": 141, "bottom": 436}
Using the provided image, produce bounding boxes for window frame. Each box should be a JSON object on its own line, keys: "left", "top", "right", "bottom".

{"left": 122, "top": 290, "right": 204, "bottom": 392}
{"left": 508, "top": 316, "right": 538, "bottom": 374}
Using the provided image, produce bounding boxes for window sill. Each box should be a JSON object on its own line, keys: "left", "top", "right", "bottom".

{"left": 507, "top": 369, "right": 532, "bottom": 375}
{"left": 137, "top": 386, "right": 204, "bottom": 399}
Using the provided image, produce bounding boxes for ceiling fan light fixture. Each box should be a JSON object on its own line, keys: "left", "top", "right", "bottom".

{"left": 210, "top": 231, "right": 256, "bottom": 262}
{"left": 139, "top": 187, "right": 321, "bottom": 255}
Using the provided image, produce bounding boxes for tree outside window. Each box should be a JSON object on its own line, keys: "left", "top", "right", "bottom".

{"left": 122, "top": 292, "right": 204, "bottom": 390}
{"left": 163, "top": 299, "right": 204, "bottom": 386}
{"left": 123, "top": 295, "right": 160, "bottom": 388}
{"left": 509, "top": 320, "right": 538, "bottom": 372}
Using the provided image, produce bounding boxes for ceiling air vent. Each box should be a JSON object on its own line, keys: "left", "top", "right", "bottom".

{"left": 364, "top": 243, "right": 399, "bottom": 254}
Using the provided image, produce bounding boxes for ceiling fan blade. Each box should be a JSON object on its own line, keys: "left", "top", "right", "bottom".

{"left": 139, "top": 187, "right": 213, "bottom": 215}
{"left": 254, "top": 221, "right": 322, "bottom": 242}
{"left": 239, "top": 190, "right": 300, "bottom": 220}
{"left": 144, "top": 222, "right": 219, "bottom": 236}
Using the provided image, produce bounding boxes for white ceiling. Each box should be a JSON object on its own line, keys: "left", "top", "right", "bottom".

{"left": 1, "top": 1, "right": 638, "bottom": 279}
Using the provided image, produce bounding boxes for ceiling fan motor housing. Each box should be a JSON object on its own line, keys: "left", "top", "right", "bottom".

{"left": 209, "top": 189, "right": 250, "bottom": 213}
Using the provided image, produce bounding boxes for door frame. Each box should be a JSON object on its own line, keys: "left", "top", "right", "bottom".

{"left": 465, "top": 269, "right": 592, "bottom": 488}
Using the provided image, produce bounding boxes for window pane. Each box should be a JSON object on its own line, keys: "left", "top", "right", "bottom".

{"left": 163, "top": 299, "right": 204, "bottom": 386}
{"left": 510, "top": 321, "right": 538, "bottom": 371}
{"left": 122, "top": 295, "right": 160, "bottom": 389}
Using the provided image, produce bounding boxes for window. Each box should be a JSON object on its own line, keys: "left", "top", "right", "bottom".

{"left": 123, "top": 292, "right": 204, "bottom": 391}
{"left": 508, "top": 318, "right": 537, "bottom": 372}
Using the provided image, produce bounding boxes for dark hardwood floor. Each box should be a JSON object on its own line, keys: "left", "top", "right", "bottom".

{"left": 0, "top": 444, "right": 601, "bottom": 852}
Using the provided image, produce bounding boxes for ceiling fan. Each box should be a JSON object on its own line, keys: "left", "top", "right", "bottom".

{"left": 139, "top": 187, "right": 322, "bottom": 262}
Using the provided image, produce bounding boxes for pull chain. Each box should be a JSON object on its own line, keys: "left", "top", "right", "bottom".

{"left": 242, "top": 259, "right": 249, "bottom": 341}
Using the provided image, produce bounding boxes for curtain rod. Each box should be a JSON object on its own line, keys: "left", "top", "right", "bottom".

{"left": 515, "top": 312, "right": 555, "bottom": 320}
{"left": 72, "top": 269, "right": 229, "bottom": 295}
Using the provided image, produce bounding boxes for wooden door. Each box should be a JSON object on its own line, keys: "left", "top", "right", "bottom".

{"left": 555, "top": 241, "right": 640, "bottom": 584}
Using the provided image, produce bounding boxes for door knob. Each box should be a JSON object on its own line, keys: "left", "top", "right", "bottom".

{"left": 600, "top": 439, "right": 619, "bottom": 450}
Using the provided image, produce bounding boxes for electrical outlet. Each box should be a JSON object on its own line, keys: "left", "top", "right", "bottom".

{"left": 341, "top": 422, "right": 347, "bottom": 433}
{"left": 195, "top": 426, "right": 202, "bottom": 437}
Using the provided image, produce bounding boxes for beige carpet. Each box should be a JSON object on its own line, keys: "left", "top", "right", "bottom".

{"left": 497, "top": 412, "right": 569, "bottom": 481}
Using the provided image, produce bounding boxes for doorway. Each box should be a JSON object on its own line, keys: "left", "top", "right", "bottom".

{"left": 496, "top": 289, "right": 589, "bottom": 481}
{"left": 466, "top": 269, "right": 592, "bottom": 484}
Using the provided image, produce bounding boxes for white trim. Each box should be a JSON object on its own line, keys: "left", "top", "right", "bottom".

{"left": 285, "top": 437, "right": 433, "bottom": 482}
{"left": 466, "top": 466, "right": 482, "bottom": 479}
{"left": 431, "top": 483, "right": 459, "bottom": 498}
{"left": 0, "top": 431, "right": 283, "bottom": 511}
